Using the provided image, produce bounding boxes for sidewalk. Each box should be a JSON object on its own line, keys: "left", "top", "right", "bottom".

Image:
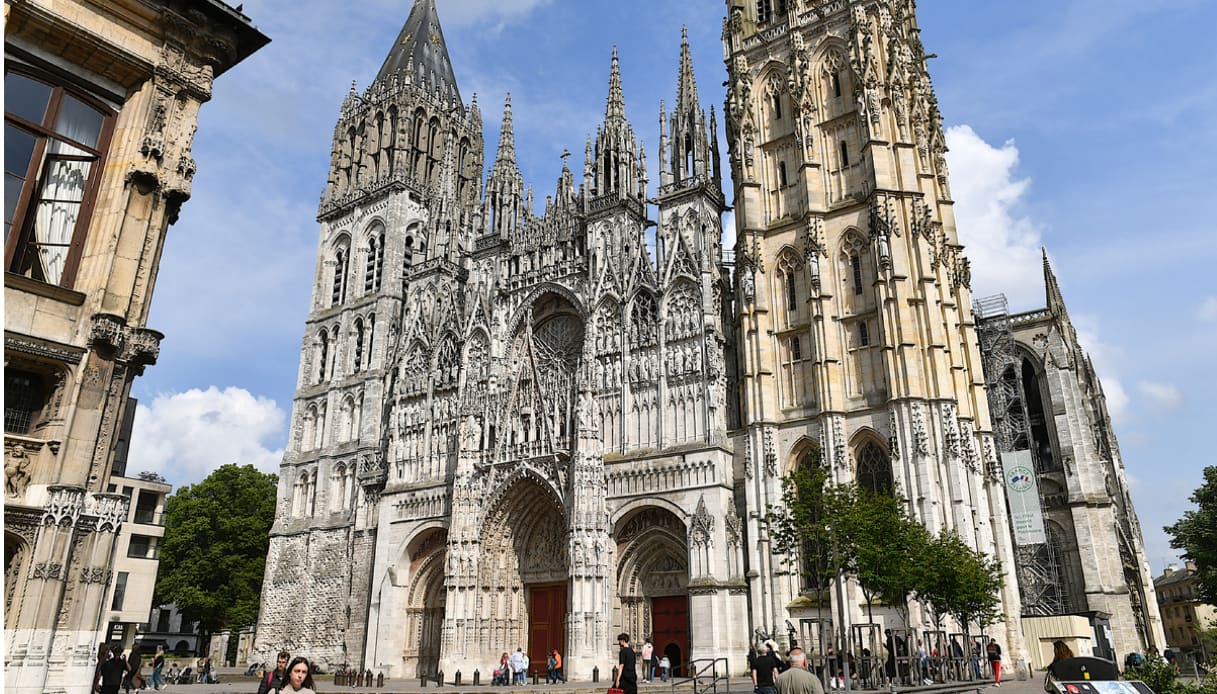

{"left": 147, "top": 668, "right": 1045, "bottom": 694}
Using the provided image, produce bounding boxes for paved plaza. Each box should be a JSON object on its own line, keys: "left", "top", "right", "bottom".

{"left": 141, "top": 666, "right": 1045, "bottom": 694}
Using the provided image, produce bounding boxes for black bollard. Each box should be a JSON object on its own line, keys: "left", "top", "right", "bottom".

{"left": 359, "top": 671, "right": 366, "bottom": 687}
{"left": 593, "top": 666, "right": 600, "bottom": 683}
{"left": 366, "top": 670, "right": 373, "bottom": 687}
{"left": 377, "top": 672, "right": 384, "bottom": 688}
{"left": 532, "top": 670, "right": 538, "bottom": 686}
{"left": 474, "top": 669, "right": 481, "bottom": 686}
{"left": 438, "top": 670, "right": 445, "bottom": 687}
{"left": 456, "top": 670, "right": 463, "bottom": 686}
{"left": 421, "top": 674, "right": 428, "bottom": 687}
{"left": 337, "top": 670, "right": 346, "bottom": 686}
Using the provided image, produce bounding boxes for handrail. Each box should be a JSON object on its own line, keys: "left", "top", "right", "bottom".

{"left": 671, "top": 657, "right": 730, "bottom": 694}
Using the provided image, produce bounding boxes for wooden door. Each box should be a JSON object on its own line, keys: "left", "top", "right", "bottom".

{"left": 652, "top": 595, "right": 689, "bottom": 677}
{"left": 528, "top": 583, "right": 567, "bottom": 678}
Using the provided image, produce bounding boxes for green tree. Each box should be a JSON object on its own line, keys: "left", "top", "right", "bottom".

{"left": 849, "top": 490, "right": 930, "bottom": 625}
{"left": 154, "top": 463, "right": 278, "bottom": 636}
{"left": 1166, "top": 466, "right": 1217, "bottom": 605}
{"left": 915, "top": 532, "right": 1004, "bottom": 637}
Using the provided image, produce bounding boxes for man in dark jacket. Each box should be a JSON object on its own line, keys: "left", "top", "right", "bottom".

{"left": 257, "top": 650, "right": 291, "bottom": 694}
{"left": 98, "top": 645, "right": 127, "bottom": 694}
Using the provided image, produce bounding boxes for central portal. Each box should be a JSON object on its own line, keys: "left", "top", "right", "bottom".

{"left": 652, "top": 595, "right": 689, "bottom": 677}
{"left": 527, "top": 583, "right": 567, "bottom": 678}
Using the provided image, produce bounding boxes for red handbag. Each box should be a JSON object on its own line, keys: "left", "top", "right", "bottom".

{"left": 609, "top": 688, "right": 625, "bottom": 694}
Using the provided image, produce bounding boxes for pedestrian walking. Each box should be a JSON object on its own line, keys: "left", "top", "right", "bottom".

{"left": 775, "top": 648, "right": 825, "bottom": 694}
{"left": 659, "top": 655, "right": 671, "bottom": 682}
{"left": 751, "top": 641, "right": 781, "bottom": 694}
{"left": 615, "top": 633, "right": 639, "bottom": 694}
{"left": 1044, "top": 640, "right": 1075, "bottom": 692}
{"left": 641, "top": 639, "right": 654, "bottom": 683}
{"left": 510, "top": 647, "right": 526, "bottom": 686}
{"left": 275, "top": 656, "right": 317, "bottom": 694}
{"left": 986, "top": 638, "right": 1003, "bottom": 687}
{"left": 258, "top": 650, "right": 292, "bottom": 694}
{"left": 98, "top": 644, "right": 126, "bottom": 694}
{"left": 150, "top": 646, "right": 166, "bottom": 690}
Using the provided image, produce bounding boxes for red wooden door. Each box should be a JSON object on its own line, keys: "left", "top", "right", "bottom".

{"left": 528, "top": 583, "right": 567, "bottom": 678}
{"left": 652, "top": 595, "right": 689, "bottom": 677}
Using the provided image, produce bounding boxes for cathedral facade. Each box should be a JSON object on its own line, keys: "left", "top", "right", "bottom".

{"left": 255, "top": 0, "right": 1160, "bottom": 679}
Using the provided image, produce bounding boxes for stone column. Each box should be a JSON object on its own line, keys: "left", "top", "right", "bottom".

{"left": 565, "top": 389, "right": 612, "bottom": 679}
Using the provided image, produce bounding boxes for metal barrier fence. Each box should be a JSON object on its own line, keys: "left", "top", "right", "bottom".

{"left": 788, "top": 626, "right": 997, "bottom": 691}
{"left": 672, "top": 657, "right": 730, "bottom": 694}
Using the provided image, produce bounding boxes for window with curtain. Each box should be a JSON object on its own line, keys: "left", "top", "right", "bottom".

{"left": 5, "top": 70, "right": 113, "bottom": 287}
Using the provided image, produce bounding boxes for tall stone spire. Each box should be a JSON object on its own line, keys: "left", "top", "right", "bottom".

{"left": 375, "top": 0, "right": 462, "bottom": 103}
{"left": 674, "top": 26, "right": 700, "bottom": 115}
{"left": 495, "top": 93, "right": 516, "bottom": 165}
{"left": 605, "top": 45, "right": 626, "bottom": 123}
{"left": 1043, "top": 247, "right": 1068, "bottom": 318}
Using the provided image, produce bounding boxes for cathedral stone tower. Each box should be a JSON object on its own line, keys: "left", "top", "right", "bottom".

{"left": 722, "top": 0, "right": 1025, "bottom": 656}
{"left": 976, "top": 255, "right": 1166, "bottom": 661}
{"left": 256, "top": 1, "right": 748, "bottom": 678}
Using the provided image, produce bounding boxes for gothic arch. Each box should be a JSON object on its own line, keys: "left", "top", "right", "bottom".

{"left": 5, "top": 531, "right": 28, "bottom": 628}
{"left": 507, "top": 283, "right": 588, "bottom": 338}
{"left": 611, "top": 498, "right": 689, "bottom": 530}
{"left": 403, "top": 536, "right": 447, "bottom": 679}
{"left": 483, "top": 465, "right": 567, "bottom": 519}
{"left": 786, "top": 435, "right": 823, "bottom": 474}
{"left": 613, "top": 505, "right": 689, "bottom": 656}
{"left": 850, "top": 430, "right": 892, "bottom": 495}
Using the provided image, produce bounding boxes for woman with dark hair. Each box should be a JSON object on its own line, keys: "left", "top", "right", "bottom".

{"left": 98, "top": 644, "right": 127, "bottom": 694}
{"left": 275, "top": 656, "right": 317, "bottom": 694}
{"left": 1044, "top": 641, "right": 1075, "bottom": 693}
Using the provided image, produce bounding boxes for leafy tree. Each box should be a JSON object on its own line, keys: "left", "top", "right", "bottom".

{"left": 848, "top": 490, "right": 930, "bottom": 625}
{"left": 915, "top": 532, "right": 1004, "bottom": 638}
{"left": 1166, "top": 466, "right": 1217, "bottom": 605}
{"left": 154, "top": 464, "right": 278, "bottom": 636}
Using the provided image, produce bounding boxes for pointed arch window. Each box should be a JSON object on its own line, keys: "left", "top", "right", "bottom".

{"left": 857, "top": 441, "right": 893, "bottom": 495}
{"left": 772, "top": 92, "right": 783, "bottom": 120}
{"left": 365, "top": 229, "right": 384, "bottom": 293}
{"left": 839, "top": 140, "right": 850, "bottom": 168}
{"left": 352, "top": 318, "right": 364, "bottom": 374}
{"left": 832, "top": 72, "right": 843, "bottom": 98}
{"left": 785, "top": 271, "right": 797, "bottom": 311}
{"left": 851, "top": 254, "right": 864, "bottom": 295}
{"left": 778, "top": 160, "right": 788, "bottom": 187}
{"left": 317, "top": 331, "right": 329, "bottom": 382}
{"left": 859, "top": 322, "right": 870, "bottom": 347}
{"left": 332, "top": 247, "right": 349, "bottom": 306}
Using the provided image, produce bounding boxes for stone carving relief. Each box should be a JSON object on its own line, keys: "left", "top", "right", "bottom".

{"left": 43, "top": 486, "right": 85, "bottom": 527}
{"left": 688, "top": 496, "right": 714, "bottom": 548}
{"left": 912, "top": 402, "right": 929, "bottom": 456}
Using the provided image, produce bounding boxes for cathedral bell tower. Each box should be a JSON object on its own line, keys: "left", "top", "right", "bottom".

{"left": 724, "top": 0, "right": 1026, "bottom": 658}
{"left": 255, "top": 0, "right": 484, "bottom": 671}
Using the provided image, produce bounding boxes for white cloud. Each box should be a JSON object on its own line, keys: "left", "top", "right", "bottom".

{"left": 438, "top": 0, "right": 554, "bottom": 30}
{"left": 1137, "top": 381, "right": 1183, "bottom": 410}
{"left": 129, "top": 387, "right": 287, "bottom": 486}
{"left": 945, "top": 125, "right": 1044, "bottom": 310}
{"left": 1072, "top": 314, "right": 1129, "bottom": 420}
{"left": 1200, "top": 296, "right": 1217, "bottom": 321}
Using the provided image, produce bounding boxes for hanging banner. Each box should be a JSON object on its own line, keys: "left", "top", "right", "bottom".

{"left": 1001, "top": 450, "right": 1047, "bottom": 546}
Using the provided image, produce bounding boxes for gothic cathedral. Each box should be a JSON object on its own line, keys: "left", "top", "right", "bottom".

{"left": 255, "top": 0, "right": 1162, "bottom": 678}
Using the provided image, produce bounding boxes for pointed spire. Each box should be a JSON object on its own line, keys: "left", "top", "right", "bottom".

{"left": 605, "top": 46, "right": 626, "bottom": 123}
{"left": 495, "top": 93, "right": 516, "bottom": 164}
{"left": 675, "top": 25, "right": 700, "bottom": 114}
{"left": 376, "top": 0, "right": 462, "bottom": 103}
{"left": 1042, "top": 247, "right": 1067, "bottom": 316}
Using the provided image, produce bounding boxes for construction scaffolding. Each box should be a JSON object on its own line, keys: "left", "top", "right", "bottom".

{"left": 974, "top": 294, "right": 1068, "bottom": 617}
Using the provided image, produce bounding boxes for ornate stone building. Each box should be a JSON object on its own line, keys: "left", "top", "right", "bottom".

{"left": 258, "top": 0, "right": 1160, "bottom": 679}
{"left": 256, "top": 0, "right": 744, "bottom": 678}
{"left": 3, "top": 2, "right": 266, "bottom": 693}
{"left": 976, "top": 256, "right": 1165, "bottom": 660}
{"left": 720, "top": 0, "right": 1028, "bottom": 662}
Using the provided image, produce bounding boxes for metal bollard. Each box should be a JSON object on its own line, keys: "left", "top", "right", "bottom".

{"left": 377, "top": 672, "right": 384, "bottom": 687}
{"left": 593, "top": 666, "right": 599, "bottom": 683}
{"left": 366, "top": 670, "right": 373, "bottom": 687}
{"left": 532, "top": 670, "right": 538, "bottom": 686}
{"left": 438, "top": 670, "right": 445, "bottom": 687}
{"left": 421, "top": 674, "right": 428, "bottom": 687}
{"left": 474, "top": 669, "right": 481, "bottom": 686}
{"left": 456, "top": 670, "right": 463, "bottom": 686}
{"left": 337, "top": 670, "right": 346, "bottom": 686}
{"left": 360, "top": 671, "right": 367, "bottom": 686}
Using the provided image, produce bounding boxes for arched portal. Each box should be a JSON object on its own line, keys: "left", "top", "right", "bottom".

{"left": 615, "top": 507, "right": 689, "bottom": 676}
{"left": 5, "top": 531, "right": 28, "bottom": 628}
{"left": 403, "top": 528, "right": 447, "bottom": 678}
{"left": 478, "top": 477, "right": 568, "bottom": 671}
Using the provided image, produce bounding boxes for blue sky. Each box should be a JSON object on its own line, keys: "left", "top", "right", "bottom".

{"left": 128, "top": 0, "right": 1217, "bottom": 572}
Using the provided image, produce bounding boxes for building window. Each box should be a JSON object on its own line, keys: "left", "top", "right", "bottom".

{"left": 5, "top": 70, "right": 114, "bottom": 287}
{"left": 4, "top": 368, "right": 47, "bottom": 434}
{"left": 778, "top": 160, "right": 788, "bottom": 187}
{"left": 839, "top": 140, "right": 850, "bottom": 168}
{"left": 851, "top": 254, "right": 864, "bottom": 295}
{"left": 859, "top": 322, "right": 870, "bottom": 347}
{"left": 111, "top": 571, "right": 128, "bottom": 610}
{"left": 757, "top": 0, "right": 772, "bottom": 24}
{"left": 127, "top": 534, "right": 157, "bottom": 559}
{"left": 331, "top": 247, "right": 349, "bottom": 305}
{"left": 785, "top": 271, "right": 797, "bottom": 311}
{"left": 832, "top": 72, "right": 843, "bottom": 98}
{"left": 364, "top": 231, "right": 384, "bottom": 293}
{"left": 352, "top": 319, "right": 364, "bottom": 374}
{"left": 772, "top": 93, "right": 783, "bottom": 120}
{"left": 791, "top": 335, "right": 802, "bottom": 361}
{"left": 317, "top": 331, "right": 329, "bottom": 382}
{"left": 857, "top": 441, "right": 893, "bottom": 495}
